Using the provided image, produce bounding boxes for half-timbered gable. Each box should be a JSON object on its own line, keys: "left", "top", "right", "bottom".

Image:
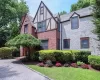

{"left": 33, "top": 1, "right": 57, "bottom": 32}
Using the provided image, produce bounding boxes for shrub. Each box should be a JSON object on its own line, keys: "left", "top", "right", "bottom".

{"left": 38, "top": 62, "right": 44, "bottom": 67}
{"left": 77, "top": 61, "right": 84, "bottom": 66}
{"left": 55, "top": 62, "right": 62, "bottom": 67}
{"left": 0, "top": 47, "right": 15, "bottom": 59}
{"left": 30, "top": 51, "right": 39, "bottom": 61}
{"left": 39, "top": 50, "right": 91, "bottom": 63}
{"left": 71, "top": 50, "right": 91, "bottom": 63}
{"left": 64, "top": 63, "right": 70, "bottom": 67}
{"left": 39, "top": 50, "right": 56, "bottom": 62}
{"left": 88, "top": 55, "right": 100, "bottom": 70}
{"left": 81, "top": 64, "right": 89, "bottom": 69}
{"left": 45, "top": 60, "right": 53, "bottom": 67}
{"left": 71, "top": 63, "right": 78, "bottom": 68}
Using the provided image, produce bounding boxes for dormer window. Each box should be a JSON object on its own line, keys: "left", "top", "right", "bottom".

{"left": 40, "top": 7, "right": 44, "bottom": 14}
{"left": 71, "top": 16, "right": 79, "bottom": 29}
{"left": 24, "top": 24, "right": 28, "bottom": 33}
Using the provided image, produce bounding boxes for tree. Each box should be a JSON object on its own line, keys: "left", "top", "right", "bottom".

{"left": 93, "top": 0, "right": 100, "bottom": 40}
{"left": 6, "top": 34, "right": 41, "bottom": 58}
{"left": 70, "top": 0, "right": 95, "bottom": 12}
{"left": 0, "top": 0, "right": 29, "bottom": 47}
{"left": 59, "top": 11, "right": 67, "bottom": 15}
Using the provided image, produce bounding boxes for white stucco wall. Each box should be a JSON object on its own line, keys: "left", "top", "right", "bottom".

{"left": 61, "top": 16, "right": 100, "bottom": 55}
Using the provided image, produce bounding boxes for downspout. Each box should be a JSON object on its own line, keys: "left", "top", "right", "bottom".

{"left": 58, "top": 13, "right": 62, "bottom": 50}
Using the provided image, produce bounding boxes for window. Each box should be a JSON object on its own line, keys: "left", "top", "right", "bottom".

{"left": 37, "top": 21, "right": 46, "bottom": 32}
{"left": 41, "top": 40, "right": 48, "bottom": 50}
{"left": 63, "top": 39, "right": 70, "bottom": 49}
{"left": 40, "top": 7, "right": 44, "bottom": 14}
{"left": 81, "top": 37, "right": 89, "bottom": 49}
{"left": 71, "top": 16, "right": 79, "bottom": 29}
{"left": 24, "top": 24, "right": 28, "bottom": 33}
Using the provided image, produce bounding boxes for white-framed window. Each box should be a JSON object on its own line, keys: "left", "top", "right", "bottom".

{"left": 24, "top": 24, "right": 28, "bottom": 33}
{"left": 37, "top": 21, "right": 46, "bottom": 32}
{"left": 71, "top": 16, "right": 79, "bottom": 29}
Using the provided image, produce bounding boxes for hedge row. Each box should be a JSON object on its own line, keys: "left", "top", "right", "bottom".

{"left": 36, "top": 50, "right": 91, "bottom": 63}
{"left": 88, "top": 55, "right": 100, "bottom": 70}
{"left": 0, "top": 47, "right": 18, "bottom": 59}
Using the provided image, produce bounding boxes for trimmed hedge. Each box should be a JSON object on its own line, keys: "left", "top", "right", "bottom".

{"left": 0, "top": 47, "right": 18, "bottom": 59}
{"left": 38, "top": 50, "right": 91, "bottom": 63}
{"left": 88, "top": 55, "right": 100, "bottom": 70}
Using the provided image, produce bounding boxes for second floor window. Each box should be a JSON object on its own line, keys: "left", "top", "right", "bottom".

{"left": 71, "top": 16, "right": 79, "bottom": 29}
{"left": 37, "top": 21, "right": 46, "bottom": 32}
{"left": 24, "top": 24, "right": 28, "bottom": 33}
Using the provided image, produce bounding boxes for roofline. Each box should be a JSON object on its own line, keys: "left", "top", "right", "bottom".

{"left": 60, "top": 14, "right": 92, "bottom": 23}
{"left": 33, "top": 1, "right": 57, "bottom": 24}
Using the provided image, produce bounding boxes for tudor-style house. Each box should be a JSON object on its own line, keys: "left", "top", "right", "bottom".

{"left": 20, "top": 1, "right": 100, "bottom": 56}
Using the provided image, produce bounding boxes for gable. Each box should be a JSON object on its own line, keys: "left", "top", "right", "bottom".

{"left": 33, "top": 1, "right": 57, "bottom": 31}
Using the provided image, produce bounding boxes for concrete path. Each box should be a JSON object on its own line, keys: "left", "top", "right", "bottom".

{"left": 0, "top": 59, "right": 49, "bottom": 80}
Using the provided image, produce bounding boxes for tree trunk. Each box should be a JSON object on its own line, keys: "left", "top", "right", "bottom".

{"left": 27, "top": 47, "right": 31, "bottom": 60}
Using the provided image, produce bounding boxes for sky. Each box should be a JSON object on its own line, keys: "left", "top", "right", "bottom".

{"left": 25, "top": 0, "right": 78, "bottom": 17}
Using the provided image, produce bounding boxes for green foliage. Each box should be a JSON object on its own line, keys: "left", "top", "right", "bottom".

{"left": 6, "top": 34, "right": 41, "bottom": 47}
{"left": 0, "top": 0, "right": 29, "bottom": 47}
{"left": 77, "top": 61, "right": 84, "bottom": 66}
{"left": 70, "top": 0, "right": 95, "bottom": 12}
{"left": 30, "top": 51, "right": 39, "bottom": 61}
{"left": 0, "top": 47, "right": 17, "bottom": 59}
{"left": 93, "top": 0, "right": 100, "bottom": 40}
{"left": 39, "top": 50, "right": 91, "bottom": 63}
{"left": 59, "top": 11, "right": 67, "bottom": 15}
{"left": 88, "top": 55, "right": 100, "bottom": 70}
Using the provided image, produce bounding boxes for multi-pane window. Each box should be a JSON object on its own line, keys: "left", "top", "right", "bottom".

{"left": 37, "top": 21, "right": 46, "bottom": 32}
{"left": 71, "top": 16, "right": 79, "bottom": 29}
{"left": 24, "top": 24, "right": 28, "bottom": 33}
{"left": 63, "top": 39, "right": 70, "bottom": 49}
{"left": 41, "top": 40, "right": 48, "bottom": 50}
{"left": 81, "top": 37, "right": 89, "bottom": 49}
{"left": 40, "top": 7, "right": 44, "bottom": 14}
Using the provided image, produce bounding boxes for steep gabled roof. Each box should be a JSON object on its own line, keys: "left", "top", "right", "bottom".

{"left": 33, "top": 1, "right": 57, "bottom": 23}
{"left": 60, "top": 6, "right": 93, "bottom": 22}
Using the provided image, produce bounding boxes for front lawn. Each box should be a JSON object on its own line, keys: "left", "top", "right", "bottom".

{"left": 27, "top": 65, "right": 100, "bottom": 80}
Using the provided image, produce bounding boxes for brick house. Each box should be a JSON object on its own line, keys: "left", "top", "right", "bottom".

{"left": 20, "top": 1, "right": 100, "bottom": 56}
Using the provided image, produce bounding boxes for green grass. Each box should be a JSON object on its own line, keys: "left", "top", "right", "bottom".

{"left": 27, "top": 65, "right": 100, "bottom": 80}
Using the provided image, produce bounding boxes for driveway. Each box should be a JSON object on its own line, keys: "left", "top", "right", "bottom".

{"left": 0, "top": 59, "right": 49, "bottom": 80}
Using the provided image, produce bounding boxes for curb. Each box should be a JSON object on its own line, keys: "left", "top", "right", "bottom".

{"left": 20, "top": 61, "right": 53, "bottom": 80}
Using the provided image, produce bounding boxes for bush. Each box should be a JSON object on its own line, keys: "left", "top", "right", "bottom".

{"left": 77, "top": 61, "right": 84, "bottom": 66}
{"left": 38, "top": 62, "right": 44, "bottom": 67}
{"left": 45, "top": 60, "right": 53, "bottom": 67}
{"left": 55, "top": 62, "right": 62, "bottom": 67}
{"left": 0, "top": 47, "right": 16, "bottom": 59}
{"left": 30, "top": 51, "right": 39, "bottom": 61}
{"left": 39, "top": 50, "right": 91, "bottom": 63}
{"left": 81, "top": 64, "right": 89, "bottom": 69}
{"left": 88, "top": 55, "right": 100, "bottom": 70}
{"left": 71, "top": 63, "right": 78, "bottom": 68}
{"left": 39, "top": 50, "right": 56, "bottom": 62}
{"left": 71, "top": 50, "right": 91, "bottom": 63}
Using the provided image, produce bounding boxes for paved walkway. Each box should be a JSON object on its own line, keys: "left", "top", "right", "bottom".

{"left": 0, "top": 59, "right": 49, "bottom": 80}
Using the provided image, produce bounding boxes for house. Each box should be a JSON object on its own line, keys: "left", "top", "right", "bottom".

{"left": 20, "top": 1, "right": 100, "bottom": 56}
